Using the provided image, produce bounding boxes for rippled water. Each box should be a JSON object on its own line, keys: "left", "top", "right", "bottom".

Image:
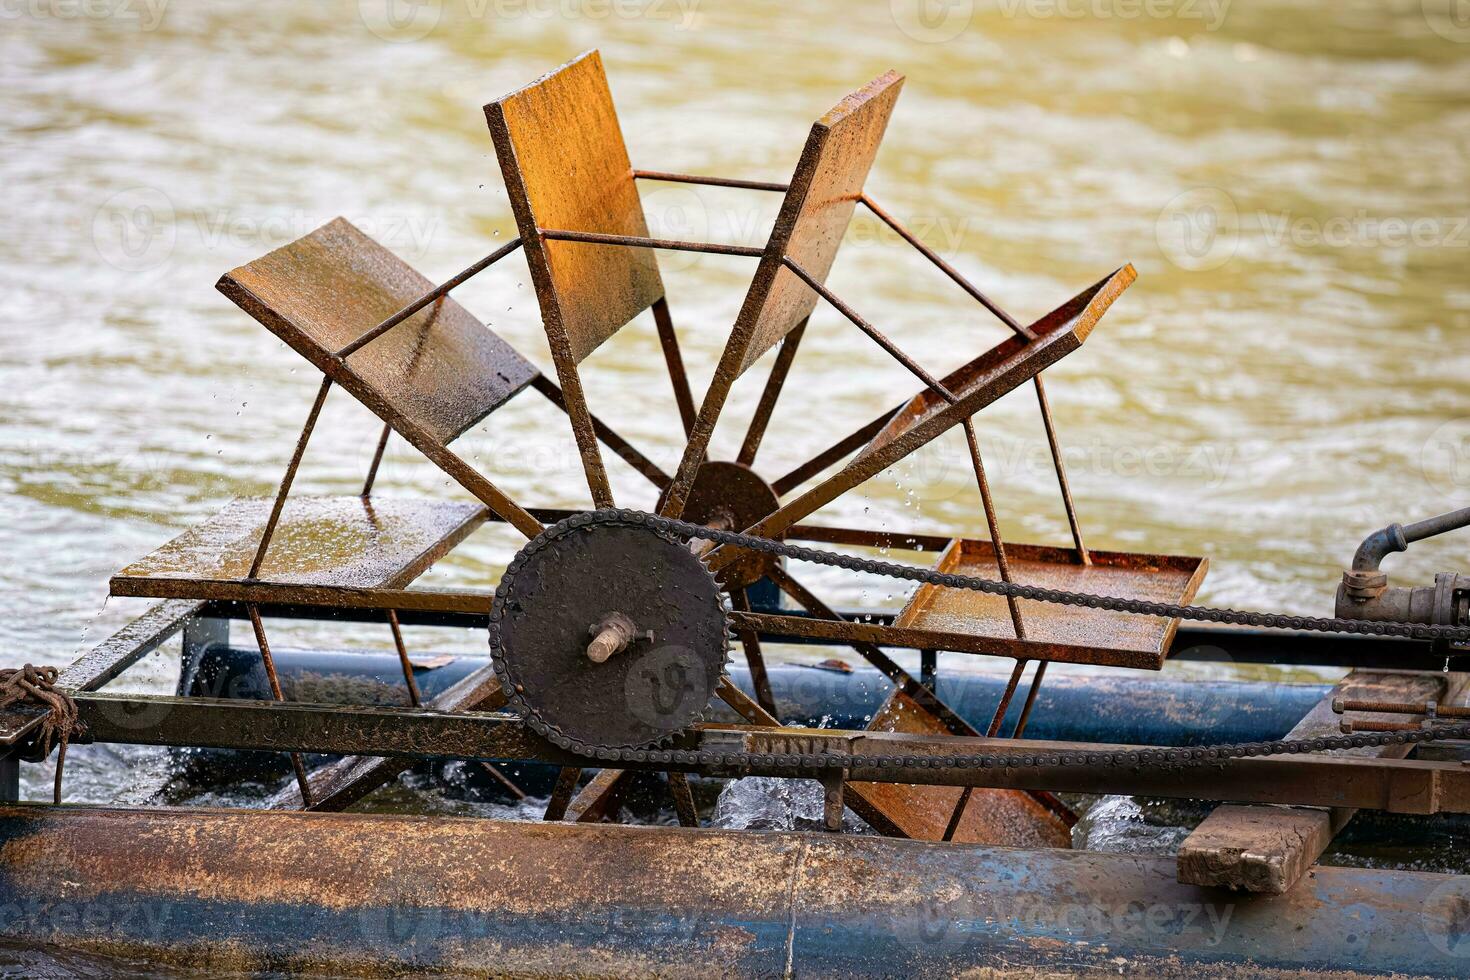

{"left": 2, "top": 0, "right": 1469, "bottom": 971}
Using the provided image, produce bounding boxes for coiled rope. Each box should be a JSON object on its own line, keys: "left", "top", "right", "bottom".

{"left": 0, "top": 665, "right": 83, "bottom": 804}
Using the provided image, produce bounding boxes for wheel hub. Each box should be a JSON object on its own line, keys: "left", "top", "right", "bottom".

{"left": 489, "top": 515, "right": 728, "bottom": 752}
{"left": 666, "top": 460, "right": 781, "bottom": 588}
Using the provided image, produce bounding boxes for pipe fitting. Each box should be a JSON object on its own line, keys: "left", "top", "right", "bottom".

{"left": 1351, "top": 523, "right": 1407, "bottom": 573}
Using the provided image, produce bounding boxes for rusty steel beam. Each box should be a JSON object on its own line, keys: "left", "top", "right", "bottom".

{"left": 728, "top": 588, "right": 778, "bottom": 718}
{"left": 737, "top": 315, "right": 807, "bottom": 466}
{"left": 728, "top": 610, "right": 1168, "bottom": 671}
{"left": 0, "top": 804, "right": 1465, "bottom": 977}
{"left": 65, "top": 693, "right": 1470, "bottom": 815}
{"left": 246, "top": 607, "right": 314, "bottom": 806}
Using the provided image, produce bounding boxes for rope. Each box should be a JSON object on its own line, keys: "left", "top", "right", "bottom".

{"left": 0, "top": 665, "right": 83, "bottom": 804}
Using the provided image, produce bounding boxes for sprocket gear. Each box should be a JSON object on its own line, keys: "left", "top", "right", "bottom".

{"left": 489, "top": 514, "right": 729, "bottom": 752}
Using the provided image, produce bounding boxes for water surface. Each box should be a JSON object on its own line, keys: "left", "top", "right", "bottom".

{"left": 1, "top": 0, "right": 1468, "bottom": 968}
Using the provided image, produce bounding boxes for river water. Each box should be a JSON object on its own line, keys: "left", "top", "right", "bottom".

{"left": 1, "top": 0, "right": 1468, "bottom": 972}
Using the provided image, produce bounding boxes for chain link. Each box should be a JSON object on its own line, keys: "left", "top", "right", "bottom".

{"left": 511, "top": 510, "right": 1470, "bottom": 772}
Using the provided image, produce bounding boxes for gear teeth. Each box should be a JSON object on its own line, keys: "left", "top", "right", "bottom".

{"left": 490, "top": 510, "right": 728, "bottom": 758}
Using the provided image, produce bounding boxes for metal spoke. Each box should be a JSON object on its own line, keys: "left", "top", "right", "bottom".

{"left": 860, "top": 194, "right": 1089, "bottom": 564}
{"left": 738, "top": 316, "right": 807, "bottom": 466}
{"left": 728, "top": 588, "right": 778, "bottom": 719}
{"left": 652, "top": 298, "right": 698, "bottom": 437}
{"left": 248, "top": 377, "right": 332, "bottom": 579}
{"left": 335, "top": 238, "right": 524, "bottom": 359}
{"left": 247, "top": 606, "right": 313, "bottom": 808}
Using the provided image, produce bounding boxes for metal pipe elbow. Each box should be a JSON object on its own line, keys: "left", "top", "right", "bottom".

{"left": 1351, "top": 523, "right": 1408, "bottom": 573}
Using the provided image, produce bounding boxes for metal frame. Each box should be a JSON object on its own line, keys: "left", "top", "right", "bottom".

{"left": 51, "top": 54, "right": 1372, "bottom": 849}
{"left": 10, "top": 601, "right": 1470, "bottom": 816}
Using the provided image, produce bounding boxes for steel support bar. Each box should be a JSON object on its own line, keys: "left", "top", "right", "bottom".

{"left": 728, "top": 610, "right": 1164, "bottom": 670}
{"left": 179, "top": 597, "right": 1451, "bottom": 671}
{"left": 651, "top": 297, "right": 698, "bottom": 437}
{"left": 0, "top": 805, "right": 1463, "bottom": 978}
{"left": 538, "top": 228, "right": 765, "bottom": 258}
{"left": 360, "top": 423, "right": 392, "bottom": 496}
{"left": 67, "top": 693, "right": 1470, "bottom": 814}
{"left": 632, "top": 169, "right": 789, "bottom": 193}
{"left": 860, "top": 194, "right": 1090, "bottom": 563}
{"left": 112, "top": 581, "right": 493, "bottom": 614}
{"left": 248, "top": 376, "right": 332, "bottom": 578}
{"left": 737, "top": 316, "right": 807, "bottom": 466}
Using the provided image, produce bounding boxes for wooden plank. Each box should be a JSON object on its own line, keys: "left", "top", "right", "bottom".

{"left": 111, "top": 496, "right": 485, "bottom": 597}
{"left": 658, "top": 71, "right": 903, "bottom": 520}
{"left": 1176, "top": 669, "right": 1468, "bottom": 893}
{"left": 487, "top": 49, "right": 664, "bottom": 364}
{"left": 845, "top": 688, "right": 1072, "bottom": 848}
{"left": 219, "top": 218, "right": 538, "bottom": 446}
{"left": 708, "top": 267, "right": 1135, "bottom": 549}
{"left": 894, "top": 537, "right": 1207, "bottom": 660}
{"left": 736, "top": 70, "right": 904, "bottom": 372}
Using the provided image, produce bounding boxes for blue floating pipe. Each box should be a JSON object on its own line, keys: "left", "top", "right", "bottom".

{"left": 183, "top": 644, "right": 1326, "bottom": 745}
